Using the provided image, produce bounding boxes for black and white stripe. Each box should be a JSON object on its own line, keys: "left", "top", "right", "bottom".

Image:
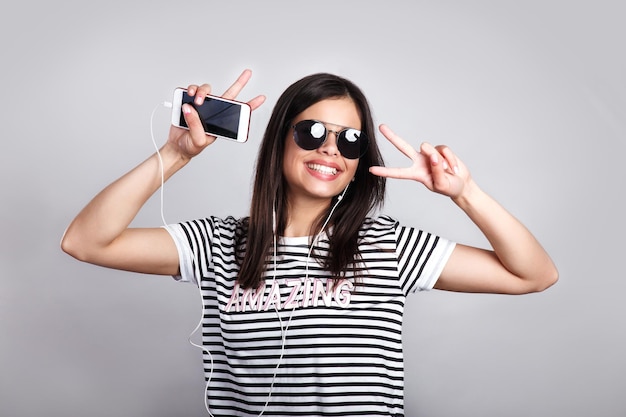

{"left": 166, "top": 215, "right": 455, "bottom": 417}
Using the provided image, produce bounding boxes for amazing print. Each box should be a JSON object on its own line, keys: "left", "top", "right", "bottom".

{"left": 225, "top": 278, "right": 354, "bottom": 312}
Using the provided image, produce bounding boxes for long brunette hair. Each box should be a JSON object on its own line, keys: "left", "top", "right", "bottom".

{"left": 237, "top": 73, "right": 386, "bottom": 289}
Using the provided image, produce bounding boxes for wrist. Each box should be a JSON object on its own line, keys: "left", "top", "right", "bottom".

{"left": 158, "top": 141, "right": 192, "bottom": 177}
{"left": 451, "top": 178, "right": 484, "bottom": 211}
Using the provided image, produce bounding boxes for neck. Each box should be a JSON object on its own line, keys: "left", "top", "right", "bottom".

{"left": 283, "top": 195, "right": 331, "bottom": 237}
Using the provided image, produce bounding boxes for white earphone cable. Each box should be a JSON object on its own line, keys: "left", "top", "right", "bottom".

{"left": 150, "top": 102, "right": 215, "bottom": 417}
{"left": 258, "top": 184, "right": 349, "bottom": 415}
{"left": 151, "top": 102, "right": 349, "bottom": 416}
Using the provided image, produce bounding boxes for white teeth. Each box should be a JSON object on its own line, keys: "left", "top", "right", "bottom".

{"left": 308, "top": 163, "right": 337, "bottom": 175}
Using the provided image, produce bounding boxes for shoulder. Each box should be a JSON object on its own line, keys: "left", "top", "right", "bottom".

{"left": 210, "top": 215, "right": 247, "bottom": 228}
{"left": 180, "top": 215, "right": 248, "bottom": 236}
{"left": 359, "top": 215, "right": 400, "bottom": 239}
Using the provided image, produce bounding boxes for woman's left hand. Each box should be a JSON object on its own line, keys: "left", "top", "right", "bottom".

{"left": 369, "top": 124, "right": 470, "bottom": 199}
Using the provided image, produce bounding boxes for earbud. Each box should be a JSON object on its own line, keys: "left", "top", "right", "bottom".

{"left": 337, "top": 183, "right": 349, "bottom": 202}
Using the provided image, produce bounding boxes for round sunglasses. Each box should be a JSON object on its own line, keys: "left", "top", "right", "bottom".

{"left": 292, "top": 119, "right": 369, "bottom": 159}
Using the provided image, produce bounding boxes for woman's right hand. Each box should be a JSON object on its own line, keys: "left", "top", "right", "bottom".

{"left": 167, "top": 69, "right": 266, "bottom": 160}
{"left": 61, "top": 69, "right": 265, "bottom": 275}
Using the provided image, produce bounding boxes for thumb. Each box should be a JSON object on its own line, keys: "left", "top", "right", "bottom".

{"left": 182, "top": 103, "right": 215, "bottom": 147}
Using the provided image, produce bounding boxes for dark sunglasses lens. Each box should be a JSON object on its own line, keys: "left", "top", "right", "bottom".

{"left": 293, "top": 120, "right": 326, "bottom": 150}
{"left": 338, "top": 129, "right": 368, "bottom": 159}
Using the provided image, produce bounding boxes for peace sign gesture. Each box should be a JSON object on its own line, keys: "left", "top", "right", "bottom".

{"left": 369, "top": 124, "right": 470, "bottom": 200}
{"left": 168, "top": 69, "right": 266, "bottom": 160}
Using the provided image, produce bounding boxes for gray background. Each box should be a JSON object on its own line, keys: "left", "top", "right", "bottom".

{"left": 1, "top": 1, "right": 624, "bottom": 416}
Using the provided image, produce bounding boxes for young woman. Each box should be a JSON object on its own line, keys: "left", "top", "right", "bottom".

{"left": 61, "top": 69, "right": 558, "bottom": 417}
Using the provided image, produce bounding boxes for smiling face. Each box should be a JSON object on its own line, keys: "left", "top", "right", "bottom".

{"left": 282, "top": 97, "right": 361, "bottom": 207}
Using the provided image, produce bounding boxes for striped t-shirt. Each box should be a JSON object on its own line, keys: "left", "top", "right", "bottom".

{"left": 166, "top": 214, "right": 455, "bottom": 417}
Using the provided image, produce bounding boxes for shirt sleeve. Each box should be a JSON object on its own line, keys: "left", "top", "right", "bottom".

{"left": 395, "top": 224, "right": 456, "bottom": 294}
{"left": 162, "top": 221, "right": 212, "bottom": 286}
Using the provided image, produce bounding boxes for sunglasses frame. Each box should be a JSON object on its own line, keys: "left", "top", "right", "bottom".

{"left": 291, "top": 119, "right": 368, "bottom": 160}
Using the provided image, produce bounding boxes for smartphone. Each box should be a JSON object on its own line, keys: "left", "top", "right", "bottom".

{"left": 171, "top": 88, "right": 251, "bottom": 142}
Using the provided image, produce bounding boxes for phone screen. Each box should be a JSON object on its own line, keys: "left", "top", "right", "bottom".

{"left": 179, "top": 92, "right": 242, "bottom": 140}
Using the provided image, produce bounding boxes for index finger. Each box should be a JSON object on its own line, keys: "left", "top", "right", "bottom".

{"left": 379, "top": 124, "right": 420, "bottom": 160}
{"left": 222, "top": 69, "right": 266, "bottom": 111}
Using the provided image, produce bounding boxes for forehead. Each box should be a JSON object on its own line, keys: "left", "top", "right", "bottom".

{"left": 294, "top": 97, "right": 362, "bottom": 129}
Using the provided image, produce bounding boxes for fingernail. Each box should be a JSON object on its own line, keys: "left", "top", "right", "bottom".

{"left": 443, "top": 161, "right": 449, "bottom": 170}
{"left": 454, "top": 166, "right": 459, "bottom": 174}
{"left": 182, "top": 104, "right": 192, "bottom": 114}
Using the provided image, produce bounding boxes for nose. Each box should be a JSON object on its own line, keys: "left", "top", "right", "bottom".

{"left": 318, "top": 129, "right": 340, "bottom": 157}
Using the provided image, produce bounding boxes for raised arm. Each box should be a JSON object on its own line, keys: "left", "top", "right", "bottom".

{"left": 61, "top": 69, "right": 265, "bottom": 276}
{"left": 370, "top": 124, "right": 558, "bottom": 294}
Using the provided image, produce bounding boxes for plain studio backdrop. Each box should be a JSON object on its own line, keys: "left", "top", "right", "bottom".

{"left": 1, "top": 1, "right": 624, "bottom": 416}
